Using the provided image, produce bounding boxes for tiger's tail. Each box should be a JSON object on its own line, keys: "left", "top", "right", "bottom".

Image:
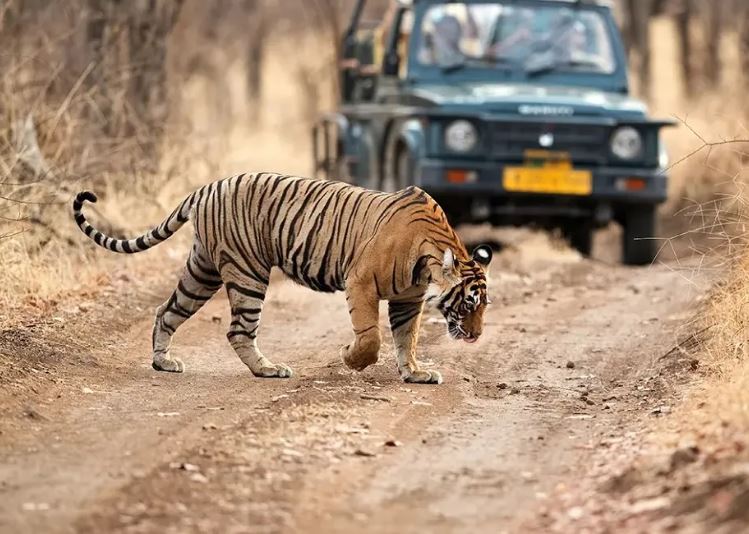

{"left": 72, "top": 190, "right": 196, "bottom": 253}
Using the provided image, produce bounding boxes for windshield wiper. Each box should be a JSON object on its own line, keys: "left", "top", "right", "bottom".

{"left": 525, "top": 57, "right": 602, "bottom": 77}
{"left": 441, "top": 55, "right": 512, "bottom": 73}
{"left": 441, "top": 60, "right": 467, "bottom": 73}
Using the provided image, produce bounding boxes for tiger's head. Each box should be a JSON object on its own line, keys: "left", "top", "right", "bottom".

{"left": 429, "top": 245, "right": 493, "bottom": 343}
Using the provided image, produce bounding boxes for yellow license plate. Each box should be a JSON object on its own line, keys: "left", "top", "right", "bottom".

{"left": 503, "top": 167, "right": 592, "bottom": 196}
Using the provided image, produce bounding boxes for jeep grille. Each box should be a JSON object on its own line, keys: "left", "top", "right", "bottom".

{"left": 490, "top": 122, "right": 609, "bottom": 165}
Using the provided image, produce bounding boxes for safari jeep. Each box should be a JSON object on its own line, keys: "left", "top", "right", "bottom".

{"left": 312, "top": 0, "right": 674, "bottom": 265}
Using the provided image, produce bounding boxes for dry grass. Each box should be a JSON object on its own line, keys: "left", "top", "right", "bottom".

{"left": 698, "top": 242, "right": 749, "bottom": 431}
{"left": 645, "top": 157, "right": 749, "bottom": 504}
{"left": 641, "top": 17, "right": 749, "bottom": 466}
{"left": 0, "top": 14, "right": 334, "bottom": 327}
{"left": 643, "top": 17, "right": 749, "bottom": 213}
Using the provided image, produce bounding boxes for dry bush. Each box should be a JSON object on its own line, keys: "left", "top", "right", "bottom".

{"left": 696, "top": 193, "right": 749, "bottom": 429}
{"left": 641, "top": 16, "right": 749, "bottom": 214}
{"left": 657, "top": 174, "right": 749, "bottom": 436}
{"left": 0, "top": 1, "right": 208, "bottom": 320}
{"left": 702, "top": 250, "right": 749, "bottom": 382}
{"left": 0, "top": 0, "right": 339, "bottom": 324}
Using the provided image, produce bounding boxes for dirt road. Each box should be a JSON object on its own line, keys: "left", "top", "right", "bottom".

{"left": 0, "top": 229, "right": 707, "bottom": 533}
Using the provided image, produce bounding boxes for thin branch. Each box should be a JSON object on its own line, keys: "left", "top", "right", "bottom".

{"left": 0, "top": 193, "right": 66, "bottom": 206}
{"left": 665, "top": 115, "right": 749, "bottom": 173}
{"left": 0, "top": 229, "right": 27, "bottom": 241}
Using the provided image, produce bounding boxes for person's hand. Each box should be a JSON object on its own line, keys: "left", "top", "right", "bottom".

{"left": 340, "top": 58, "right": 360, "bottom": 70}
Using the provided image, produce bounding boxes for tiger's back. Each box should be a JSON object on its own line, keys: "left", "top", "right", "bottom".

{"left": 194, "top": 172, "right": 446, "bottom": 295}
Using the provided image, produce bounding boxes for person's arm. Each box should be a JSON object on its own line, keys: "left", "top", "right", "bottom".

{"left": 465, "top": 5, "right": 480, "bottom": 39}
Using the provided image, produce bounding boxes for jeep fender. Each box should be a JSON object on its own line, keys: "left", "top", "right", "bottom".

{"left": 382, "top": 117, "right": 425, "bottom": 187}
{"left": 355, "top": 122, "right": 380, "bottom": 189}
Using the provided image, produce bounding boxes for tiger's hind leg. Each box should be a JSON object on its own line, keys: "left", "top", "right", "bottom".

{"left": 223, "top": 269, "right": 292, "bottom": 378}
{"left": 152, "top": 242, "right": 222, "bottom": 373}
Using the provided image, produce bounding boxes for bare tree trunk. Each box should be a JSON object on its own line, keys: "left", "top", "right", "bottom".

{"left": 627, "top": 0, "right": 653, "bottom": 100}
{"left": 674, "top": 0, "right": 694, "bottom": 97}
{"left": 0, "top": 0, "right": 27, "bottom": 79}
{"left": 86, "top": 0, "right": 109, "bottom": 116}
{"left": 247, "top": 27, "right": 267, "bottom": 102}
{"left": 741, "top": 2, "right": 749, "bottom": 91}
{"left": 704, "top": 1, "right": 722, "bottom": 88}
{"left": 245, "top": 0, "right": 269, "bottom": 122}
{"left": 304, "top": 0, "right": 345, "bottom": 105}
{"left": 84, "top": 0, "right": 183, "bottom": 163}
{"left": 619, "top": 0, "right": 635, "bottom": 57}
{"left": 126, "top": 0, "right": 184, "bottom": 133}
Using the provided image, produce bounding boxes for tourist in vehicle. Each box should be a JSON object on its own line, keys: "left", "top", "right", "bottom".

{"left": 420, "top": 12, "right": 465, "bottom": 66}
{"left": 485, "top": 8, "right": 535, "bottom": 61}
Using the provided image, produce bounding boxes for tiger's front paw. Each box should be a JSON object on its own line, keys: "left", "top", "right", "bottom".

{"left": 341, "top": 344, "right": 378, "bottom": 372}
{"left": 152, "top": 354, "right": 185, "bottom": 373}
{"left": 252, "top": 362, "right": 293, "bottom": 378}
{"left": 403, "top": 369, "right": 443, "bottom": 385}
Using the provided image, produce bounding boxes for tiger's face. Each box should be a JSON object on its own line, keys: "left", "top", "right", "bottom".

{"left": 432, "top": 245, "right": 492, "bottom": 343}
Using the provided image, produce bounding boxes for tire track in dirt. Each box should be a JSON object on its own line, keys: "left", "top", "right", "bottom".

{"left": 284, "top": 242, "right": 703, "bottom": 533}
{"left": 1, "top": 275, "right": 352, "bottom": 534}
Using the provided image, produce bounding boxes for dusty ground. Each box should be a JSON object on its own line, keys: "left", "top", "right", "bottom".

{"left": 0, "top": 228, "right": 717, "bottom": 533}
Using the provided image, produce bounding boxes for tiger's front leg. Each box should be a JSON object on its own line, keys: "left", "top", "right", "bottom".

{"left": 388, "top": 299, "right": 442, "bottom": 384}
{"left": 341, "top": 284, "right": 381, "bottom": 371}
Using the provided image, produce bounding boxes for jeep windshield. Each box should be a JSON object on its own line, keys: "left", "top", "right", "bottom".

{"left": 416, "top": 2, "right": 617, "bottom": 77}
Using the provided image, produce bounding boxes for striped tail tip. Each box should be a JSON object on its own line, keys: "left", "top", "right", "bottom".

{"left": 73, "top": 191, "right": 98, "bottom": 227}
{"left": 76, "top": 191, "right": 98, "bottom": 205}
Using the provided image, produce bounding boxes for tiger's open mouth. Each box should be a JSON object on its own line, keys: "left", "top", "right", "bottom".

{"left": 448, "top": 325, "right": 479, "bottom": 343}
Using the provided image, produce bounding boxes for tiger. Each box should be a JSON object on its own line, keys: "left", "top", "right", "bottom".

{"left": 72, "top": 172, "right": 492, "bottom": 384}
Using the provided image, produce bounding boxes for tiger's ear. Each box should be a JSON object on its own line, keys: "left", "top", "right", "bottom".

{"left": 472, "top": 245, "right": 493, "bottom": 266}
{"left": 439, "top": 248, "right": 460, "bottom": 284}
{"left": 442, "top": 248, "right": 456, "bottom": 275}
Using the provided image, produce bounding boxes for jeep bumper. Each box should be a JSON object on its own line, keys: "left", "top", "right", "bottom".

{"left": 418, "top": 159, "right": 667, "bottom": 203}
{"left": 416, "top": 159, "right": 667, "bottom": 224}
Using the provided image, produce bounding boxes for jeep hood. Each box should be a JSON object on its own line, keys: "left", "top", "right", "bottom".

{"left": 409, "top": 82, "right": 648, "bottom": 118}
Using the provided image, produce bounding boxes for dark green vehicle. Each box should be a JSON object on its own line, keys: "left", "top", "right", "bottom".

{"left": 312, "top": 0, "right": 673, "bottom": 264}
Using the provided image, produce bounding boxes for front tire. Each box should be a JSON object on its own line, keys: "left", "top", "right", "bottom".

{"left": 562, "top": 220, "right": 593, "bottom": 257}
{"left": 622, "top": 205, "right": 657, "bottom": 266}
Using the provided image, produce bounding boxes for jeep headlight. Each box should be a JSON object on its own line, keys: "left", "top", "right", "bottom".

{"left": 658, "top": 140, "right": 669, "bottom": 169}
{"left": 445, "top": 120, "right": 478, "bottom": 153}
{"left": 610, "top": 126, "right": 643, "bottom": 160}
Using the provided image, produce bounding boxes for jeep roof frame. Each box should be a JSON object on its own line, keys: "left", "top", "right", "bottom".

{"left": 341, "top": 0, "right": 617, "bottom": 94}
{"left": 344, "top": 0, "right": 614, "bottom": 45}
